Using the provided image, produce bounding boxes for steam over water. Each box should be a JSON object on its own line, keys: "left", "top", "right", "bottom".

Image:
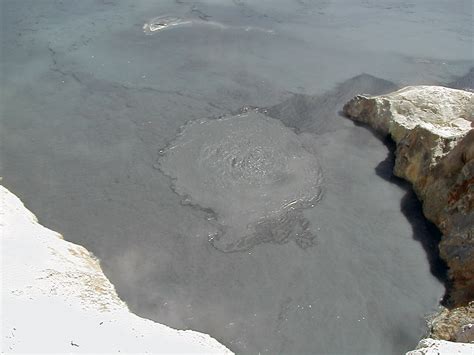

{"left": 1, "top": 0, "right": 472, "bottom": 354}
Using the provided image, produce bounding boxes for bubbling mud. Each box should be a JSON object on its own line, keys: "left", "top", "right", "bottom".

{"left": 159, "top": 111, "right": 323, "bottom": 252}
{"left": 143, "top": 16, "right": 201, "bottom": 34}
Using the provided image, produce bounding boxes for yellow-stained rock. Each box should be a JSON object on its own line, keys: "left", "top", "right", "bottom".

{"left": 344, "top": 86, "right": 474, "bottom": 342}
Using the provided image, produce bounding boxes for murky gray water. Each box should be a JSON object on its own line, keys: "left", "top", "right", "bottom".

{"left": 1, "top": 1, "right": 472, "bottom": 354}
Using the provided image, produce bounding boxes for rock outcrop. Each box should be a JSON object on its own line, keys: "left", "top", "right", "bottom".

{"left": 0, "top": 185, "right": 232, "bottom": 353}
{"left": 343, "top": 86, "right": 473, "bottom": 344}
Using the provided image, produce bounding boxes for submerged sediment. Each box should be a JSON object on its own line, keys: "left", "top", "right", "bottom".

{"left": 343, "top": 85, "right": 474, "bottom": 346}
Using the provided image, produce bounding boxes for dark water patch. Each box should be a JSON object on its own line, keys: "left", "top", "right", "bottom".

{"left": 265, "top": 73, "right": 398, "bottom": 134}
{"left": 446, "top": 67, "right": 474, "bottom": 92}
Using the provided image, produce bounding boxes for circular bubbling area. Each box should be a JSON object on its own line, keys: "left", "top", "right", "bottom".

{"left": 159, "top": 111, "right": 323, "bottom": 252}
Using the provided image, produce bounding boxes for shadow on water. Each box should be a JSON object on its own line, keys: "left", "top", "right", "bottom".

{"left": 353, "top": 66, "right": 474, "bottom": 304}
{"left": 350, "top": 120, "right": 449, "bottom": 303}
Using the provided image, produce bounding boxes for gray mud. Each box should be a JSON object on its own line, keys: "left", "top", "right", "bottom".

{"left": 159, "top": 112, "right": 323, "bottom": 252}
{"left": 1, "top": 1, "right": 472, "bottom": 354}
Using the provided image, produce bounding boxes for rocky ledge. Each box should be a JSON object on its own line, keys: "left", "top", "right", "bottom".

{"left": 0, "top": 185, "right": 231, "bottom": 353}
{"left": 343, "top": 86, "right": 473, "bottom": 347}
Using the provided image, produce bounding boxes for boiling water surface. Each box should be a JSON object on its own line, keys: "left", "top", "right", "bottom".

{"left": 1, "top": 0, "right": 472, "bottom": 354}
